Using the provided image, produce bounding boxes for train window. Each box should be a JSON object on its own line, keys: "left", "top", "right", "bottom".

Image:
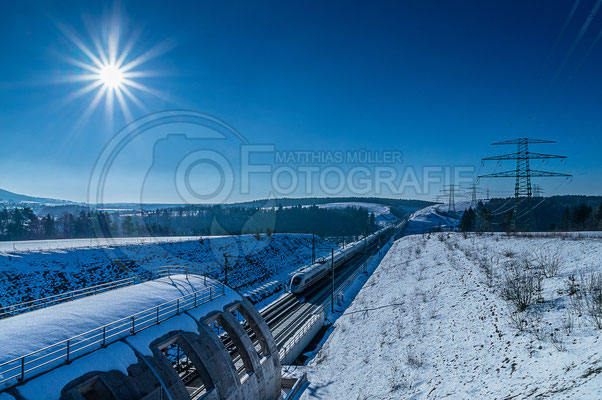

{"left": 157, "top": 336, "right": 213, "bottom": 399}
{"left": 291, "top": 276, "right": 302, "bottom": 285}
{"left": 208, "top": 315, "right": 255, "bottom": 383}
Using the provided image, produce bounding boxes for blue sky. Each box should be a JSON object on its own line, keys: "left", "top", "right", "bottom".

{"left": 0, "top": 1, "right": 600, "bottom": 203}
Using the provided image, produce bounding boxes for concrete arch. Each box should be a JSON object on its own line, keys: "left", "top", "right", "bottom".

{"left": 55, "top": 299, "right": 280, "bottom": 400}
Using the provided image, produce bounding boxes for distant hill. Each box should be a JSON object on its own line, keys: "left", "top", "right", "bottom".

{"left": 0, "top": 189, "right": 77, "bottom": 206}
{"left": 1, "top": 188, "right": 434, "bottom": 218}
{"left": 223, "top": 197, "right": 434, "bottom": 210}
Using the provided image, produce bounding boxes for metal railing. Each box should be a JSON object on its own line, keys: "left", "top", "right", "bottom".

{"left": 0, "top": 280, "right": 225, "bottom": 390}
{"left": 151, "top": 266, "right": 203, "bottom": 279}
{"left": 0, "top": 266, "right": 211, "bottom": 320}
{"left": 279, "top": 312, "right": 324, "bottom": 361}
{"left": 0, "top": 277, "right": 137, "bottom": 319}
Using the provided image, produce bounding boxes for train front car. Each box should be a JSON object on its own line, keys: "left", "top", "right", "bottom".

{"left": 289, "top": 273, "right": 305, "bottom": 294}
{"left": 289, "top": 226, "right": 394, "bottom": 295}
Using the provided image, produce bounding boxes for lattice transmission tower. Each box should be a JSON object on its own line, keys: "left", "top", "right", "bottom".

{"left": 466, "top": 182, "right": 482, "bottom": 207}
{"left": 532, "top": 184, "right": 544, "bottom": 197}
{"left": 440, "top": 184, "right": 461, "bottom": 214}
{"left": 478, "top": 138, "right": 571, "bottom": 230}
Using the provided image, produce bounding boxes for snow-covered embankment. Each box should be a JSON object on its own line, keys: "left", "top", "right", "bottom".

{"left": 301, "top": 233, "right": 602, "bottom": 399}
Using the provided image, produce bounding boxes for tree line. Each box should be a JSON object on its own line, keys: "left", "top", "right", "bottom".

{"left": 460, "top": 197, "right": 602, "bottom": 232}
{"left": 0, "top": 204, "right": 378, "bottom": 241}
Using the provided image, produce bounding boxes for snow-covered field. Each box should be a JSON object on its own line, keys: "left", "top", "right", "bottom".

{"left": 301, "top": 232, "right": 602, "bottom": 399}
{"left": 0, "top": 234, "right": 337, "bottom": 308}
{"left": 0, "top": 236, "right": 214, "bottom": 254}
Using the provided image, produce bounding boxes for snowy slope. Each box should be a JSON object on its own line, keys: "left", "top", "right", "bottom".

{"left": 0, "top": 188, "right": 77, "bottom": 206}
{"left": 301, "top": 233, "right": 602, "bottom": 399}
{"left": 0, "top": 236, "right": 219, "bottom": 254}
{"left": 317, "top": 202, "right": 398, "bottom": 226}
{"left": 0, "top": 234, "right": 338, "bottom": 308}
{"left": 404, "top": 200, "right": 477, "bottom": 234}
{"left": 316, "top": 202, "right": 390, "bottom": 215}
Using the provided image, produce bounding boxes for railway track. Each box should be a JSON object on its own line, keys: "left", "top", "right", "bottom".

{"left": 267, "top": 237, "right": 385, "bottom": 350}
{"left": 178, "top": 226, "right": 402, "bottom": 390}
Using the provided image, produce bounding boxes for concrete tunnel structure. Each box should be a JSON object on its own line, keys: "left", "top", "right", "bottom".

{"left": 0, "top": 274, "right": 283, "bottom": 400}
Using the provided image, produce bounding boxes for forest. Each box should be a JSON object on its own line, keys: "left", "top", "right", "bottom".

{"left": 460, "top": 195, "right": 602, "bottom": 232}
{"left": 0, "top": 204, "right": 383, "bottom": 241}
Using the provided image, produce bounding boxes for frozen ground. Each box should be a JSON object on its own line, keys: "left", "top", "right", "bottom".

{"left": 300, "top": 232, "right": 602, "bottom": 399}
{"left": 0, "top": 234, "right": 337, "bottom": 308}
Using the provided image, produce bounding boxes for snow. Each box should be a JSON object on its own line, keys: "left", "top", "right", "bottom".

{"left": 316, "top": 202, "right": 391, "bottom": 216}
{"left": 300, "top": 233, "right": 602, "bottom": 399}
{"left": 15, "top": 342, "right": 138, "bottom": 400}
{"left": 0, "top": 233, "right": 338, "bottom": 309}
{"left": 0, "top": 274, "right": 220, "bottom": 364}
{"left": 127, "top": 286, "right": 241, "bottom": 357}
{"left": 262, "top": 202, "right": 399, "bottom": 226}
{"left": 317, "top": 202, "right": 398, "bottom": 227}
{"left": 0, "top": 236, "right": 210, "bottom": 254}
{"left": 404, "top": 200, "right": 476, "bottom": 234}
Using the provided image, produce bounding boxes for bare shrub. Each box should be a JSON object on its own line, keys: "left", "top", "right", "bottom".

{"left": 534, "top": 272, "right": 545, "bottom": 303}
{"left": 414, "top": 246, "right": 422, "bottom": 258}
{"left": 533, "top": 247, "right": 563, "bottom": 278}
{"left": 502, "top": 260, "right": 536, "bottom": 312}
{"left": 566, "top": 274, "right": 579, "bottom": 296}
{"left": 429, "top": 297, "right": 440, "bottom": 319}
{"left": 417, "top": 263, "right": 426, "bottom": 281}
{"left": 528, "top": 321, "right": 548, "bottom": 342}
{"left": 550, "top": 330, "right": 565, "bottom": 351}
{"left": 581, "top": 272, "right": 602, "bottom": 329}
{"left": 387, "top": 365, "right": 409, "bottom": 392}
{"left": 562, "top": 310, "right": 574, "bottom": 336}
{"left": 508, "top": 311, "right": 527, "bottom": 331}
{"left": 570, "top": 289, "right": 585, "bottom": 316}
{"left": 405, "top": 345, "right": 424, "bottom": 368}
{"left": 480, "top": 257, "right": 495, "bottom": 287}
{"left": 462, "top": 246, "right": 475, "bottom": 260}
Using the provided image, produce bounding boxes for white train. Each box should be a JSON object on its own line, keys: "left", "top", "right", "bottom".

{"left": 289, "top": 225, "right": 395, "bottom": 294}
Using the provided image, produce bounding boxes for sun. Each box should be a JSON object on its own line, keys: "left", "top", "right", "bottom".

{"left": 57, "top": 11, "right": 173, "bottom": 126}
{"left": 98, "top": 64, "right": 124, "bottom": 88}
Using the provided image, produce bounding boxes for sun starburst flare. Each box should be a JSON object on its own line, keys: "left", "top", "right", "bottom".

{"left": 56, "top": 11, "right": 174, "bottom": 127}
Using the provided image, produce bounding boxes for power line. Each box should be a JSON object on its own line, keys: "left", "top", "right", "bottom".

{"left": 440, "top": 184, "right": 462, "bottom": 214}
{"left": 532, "top": 184, "right": 544, "bottom": 197}
{"left": 478, "top": 138, "right": 571, "bottom": 231}
{"left": 465, "top": 181, "right": 482, "bottom": 207}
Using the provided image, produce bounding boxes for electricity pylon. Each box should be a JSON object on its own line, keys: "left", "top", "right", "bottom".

{"left": 479, "top": 138, "right": 571, "bottom": 230}
{"left": 440, "top": 184, "right": 461, "bottom": 214}
{"left": 466, "top": 182, "right": 482, "bottom": 207}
